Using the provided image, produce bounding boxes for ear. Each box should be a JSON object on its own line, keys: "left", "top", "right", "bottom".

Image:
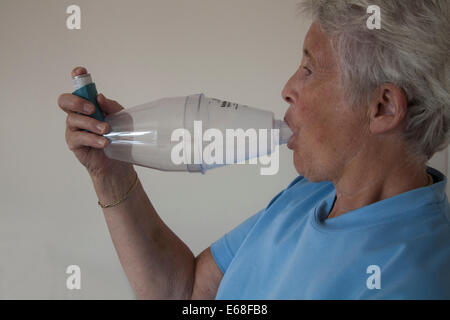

{"left": 368, "top": 83, "right": 408, "bottom": 134}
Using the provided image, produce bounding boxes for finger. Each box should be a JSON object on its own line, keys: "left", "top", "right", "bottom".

{"left": 66, "top": 113, "right": 109, "bottom": 135}
{"left": 58, "top": 93, "right": 96, "bottom": 115}
{"left": 66, "top": 129, "right": 109, "bottom": 151}
{"left": 97, "top": 93, "right": 124, "bottom": 115}
{"left": 71, "top": 66, "right": 88, "bottom": 78}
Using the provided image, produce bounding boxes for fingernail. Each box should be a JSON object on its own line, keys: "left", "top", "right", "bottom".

{"left": 84, "top": 104, "right": 93, "bottom": 113}
{"left": 98, "top": 138, "right": 106, "bottom": 146}
{"left": 97, "top": 124, "right": 106, "bottom": 132}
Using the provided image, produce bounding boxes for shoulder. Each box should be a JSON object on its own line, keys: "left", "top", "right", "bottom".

{"left": 370, "top": 220, "right": 450, "bottom": 299}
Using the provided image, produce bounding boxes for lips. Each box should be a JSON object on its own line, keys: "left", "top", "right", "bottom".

{"left": 283, "top": 116, "right": 291, "bottom": 131}
{"left": 284, "top": 116, "right": 296, "bottom": 149}
{"left": 287, "top": 134, "right": 295, "bottom": 149}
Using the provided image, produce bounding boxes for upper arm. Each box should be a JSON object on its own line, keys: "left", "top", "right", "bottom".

{"left": 189, "top": 185, "right": 293, "bottom": 300}
{"left": 191, "top": 247, "right": 223, "bottom": 300}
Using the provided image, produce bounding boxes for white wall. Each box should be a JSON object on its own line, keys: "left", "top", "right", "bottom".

{"left": 0, "top": 0, "right": 447, "bottom": 299}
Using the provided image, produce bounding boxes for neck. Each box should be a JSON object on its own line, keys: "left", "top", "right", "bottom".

{"left": 327, "top": 148, "right": 428, "bottom": 220}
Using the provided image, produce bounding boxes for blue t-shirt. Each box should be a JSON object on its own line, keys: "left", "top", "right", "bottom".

{"left": 211, "top": 166, "right": 450, "bottom": 299}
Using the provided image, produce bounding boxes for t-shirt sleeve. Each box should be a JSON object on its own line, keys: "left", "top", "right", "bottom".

{"left": 210, "top": 187, "right": 289, "bottom": 274}
{"left": 210, "top": 208, "right": 265, "bottom": 274}
{"left": 210, "top": 176, "right": 303, "bottom": 274}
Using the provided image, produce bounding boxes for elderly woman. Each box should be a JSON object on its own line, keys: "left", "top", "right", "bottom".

{"left": 58, "top": 0, "right": 450, "bottom": 299}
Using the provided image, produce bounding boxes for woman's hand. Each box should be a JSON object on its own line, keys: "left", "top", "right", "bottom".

{"left": 58, "top": 66, "right": 133, "bottom": 178}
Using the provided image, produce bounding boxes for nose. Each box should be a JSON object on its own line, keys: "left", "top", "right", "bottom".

{"left": 281, "top": 74, "right": 295, "bottom": 105}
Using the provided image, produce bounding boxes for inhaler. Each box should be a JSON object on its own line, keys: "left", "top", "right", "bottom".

{"left": 72, "top": 74, "right": 104, "bottom": 122}
{"left": 72, "top": 74, "right": 292, "bottom": 174}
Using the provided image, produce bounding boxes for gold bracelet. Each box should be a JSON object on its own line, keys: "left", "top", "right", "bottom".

{"left": 426, "top": 173, "right": 434, "bottom": 186}
{"left": 98, "top": 171, "right": 139, "bottom": 209}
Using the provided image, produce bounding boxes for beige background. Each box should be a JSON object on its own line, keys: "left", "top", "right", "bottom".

{"left": 0, "top": 0, "right": 448, "bottom": 299}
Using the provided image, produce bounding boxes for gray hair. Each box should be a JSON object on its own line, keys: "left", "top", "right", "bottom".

{"left": 297, "top": 0, "right": 450, "bottom": 162}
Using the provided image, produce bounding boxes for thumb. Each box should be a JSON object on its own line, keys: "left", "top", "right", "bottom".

{"left": 97, "top": 93, "right": 124, "bottom": 115}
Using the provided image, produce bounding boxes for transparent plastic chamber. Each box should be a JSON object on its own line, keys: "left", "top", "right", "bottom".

{"left": 102, "top": 94, "right": 292, "bottom": 173}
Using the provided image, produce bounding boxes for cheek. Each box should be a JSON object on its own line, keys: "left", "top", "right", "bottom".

{"left": 293, "top": 110, "right": 343, "bottom": 163}
{"left": 299, "top": 108, "right": 330, "bottom": 144}
{"left": 291, "top": 100, "right": 314, "bottom": 132}
{"left": 292, "top": 86, "right": 343, "bottom": 148}
{"left": 315, "top": 130, "right": 329, "bottom": 146}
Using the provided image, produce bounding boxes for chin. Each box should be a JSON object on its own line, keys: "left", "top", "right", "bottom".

{"left": 293, "top": 151, "right": 327, "bottom": 183}
{"left": 293, "top": 151, "right": 308, "bottom": 178}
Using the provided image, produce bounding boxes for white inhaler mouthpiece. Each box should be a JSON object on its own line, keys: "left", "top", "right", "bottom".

{"left": 273, "top": 119, "right": 292, "bottom": 145}
{"left": 102, "top": 94, "right": 292, "bottom": 173}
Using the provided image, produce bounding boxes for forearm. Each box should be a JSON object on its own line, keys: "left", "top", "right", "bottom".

{"left": 90, "top": 167, "right": 195, "bottom": 299}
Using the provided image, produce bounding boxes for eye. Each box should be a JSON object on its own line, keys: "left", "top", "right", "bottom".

{"left": 303, "top": 66, "right": 312, "bottom": 76}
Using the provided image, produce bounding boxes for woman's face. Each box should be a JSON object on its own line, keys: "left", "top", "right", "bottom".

{"left": 282, "top": 21, "right": 369, "bottom": 182}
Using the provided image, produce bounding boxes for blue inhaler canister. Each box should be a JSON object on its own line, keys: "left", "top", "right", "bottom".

{"left": 72, "top": 73, "right": 105, "bottom": 122}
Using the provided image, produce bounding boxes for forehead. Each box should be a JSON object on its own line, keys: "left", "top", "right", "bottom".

{"left": 303, "top": 21, "right": 336, "bottom": 67}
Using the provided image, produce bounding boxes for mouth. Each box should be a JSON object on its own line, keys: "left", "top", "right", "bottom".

{"left": 284, "top": 116, "right": 295, "bottom": 149}
{"left": 287, "top": 134, "right": 295, "bottom": 149}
